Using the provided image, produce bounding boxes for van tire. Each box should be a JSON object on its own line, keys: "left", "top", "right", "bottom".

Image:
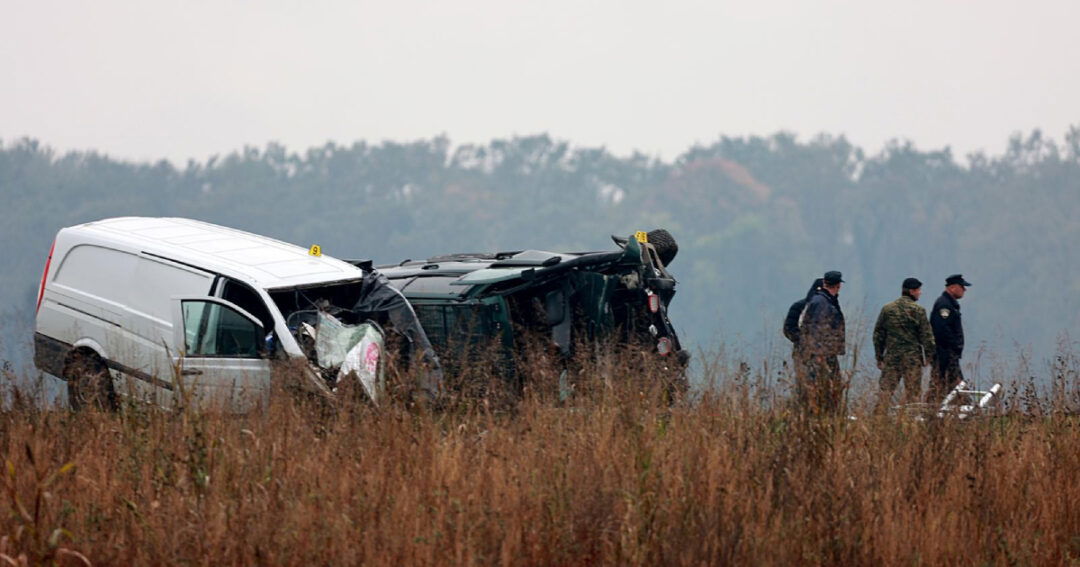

{"left": 65, "top": 350, "right": 118, "bottom": 411}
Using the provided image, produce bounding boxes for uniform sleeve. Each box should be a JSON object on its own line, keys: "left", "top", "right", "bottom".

{"left": 872, "top": 306, "right": 887, "bottom": 362}
{"left": 952, "top": 313, "right": 964, "bottom": 355}
{"left": 802, "top": 297, "right": 821, "bottom": 327}
{"left": 800, "top": 297, "right": 822, "bottom": 349}
{"left": 917, "top": 306, "right": 935, "bottom": 361}
{"left": 930, "top": 306, "right": 950, "bottom": 350}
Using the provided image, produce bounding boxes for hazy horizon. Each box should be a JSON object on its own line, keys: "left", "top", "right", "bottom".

{"left": 3, "top": 0, "right": 1078, "bottom": 165}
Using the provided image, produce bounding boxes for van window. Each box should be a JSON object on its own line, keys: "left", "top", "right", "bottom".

{"left": 220, "top": 279, "right": 274, "bottom": 331}
{"left": 131, "top": 258, "right": 213, "bottom": 320}
{"left": 181, "top": 300, "right": 262, "bottom": 357}
{"left": 53, "top": 245, "right": 139, "bottom": 305}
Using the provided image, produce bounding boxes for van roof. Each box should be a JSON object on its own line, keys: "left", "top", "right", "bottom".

{"left": 67, "top": 217, "right": 362, "bottom": 290}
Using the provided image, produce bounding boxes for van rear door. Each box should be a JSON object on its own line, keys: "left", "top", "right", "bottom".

{"left": 170, "top": 296, "right": 272, "bottom": 411}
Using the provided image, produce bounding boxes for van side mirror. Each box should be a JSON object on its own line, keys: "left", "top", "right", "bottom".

{"left": 261, "top": 331, "right": 275, "bottom": 358}
{"left": 261, "top": 330, "right": 286, "bottom": 359}
{"left": 346, "top": 259, "right": 374, "bottom": 272}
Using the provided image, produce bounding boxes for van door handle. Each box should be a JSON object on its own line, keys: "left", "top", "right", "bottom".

{"left": 180, "top": 369, "right": 203, "bottom": 376}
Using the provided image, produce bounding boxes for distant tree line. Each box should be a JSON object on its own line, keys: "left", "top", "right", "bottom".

{"left": 2, "top": 129, "right": 1078, "bottom": 372}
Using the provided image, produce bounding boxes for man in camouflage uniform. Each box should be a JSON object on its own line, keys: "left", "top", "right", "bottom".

{"left": 873, "top": 277, "right": 935, "bottom": 412}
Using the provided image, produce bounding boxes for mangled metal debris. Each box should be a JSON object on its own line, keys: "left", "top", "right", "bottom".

{"left": 375, "top": 229, "right": 690, "bottom": 395}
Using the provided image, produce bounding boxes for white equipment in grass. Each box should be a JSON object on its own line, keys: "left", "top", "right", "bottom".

{"left": 936, "top": 380, "right": 1003, "bottom": 419}
{"left": 884, "top": 380, "right": 1004, "bottom": 420}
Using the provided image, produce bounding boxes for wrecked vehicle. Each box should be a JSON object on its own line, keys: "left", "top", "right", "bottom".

{"left": 33, "top": 217, "right": 438, "bottom": 410}
{"left": 374, "top": 229, "right": 689, "bottom": 395}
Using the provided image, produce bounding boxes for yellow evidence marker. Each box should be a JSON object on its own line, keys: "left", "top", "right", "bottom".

{"left": 634, "top": 231, "right": 649, "bottom": 243}
{"left": 309, "top": 244, "right": 323, "bottom": 257}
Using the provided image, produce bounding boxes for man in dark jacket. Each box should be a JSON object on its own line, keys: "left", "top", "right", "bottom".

{"left": 800, "top": 270, "right": 846, "bottom": 415}
{"left": 873, "top": 277, "right": 935, "bottom": 412}
{"left": 927, "top": 274, "right": 971, "bottom": 403}
{"left": 784, "top": 277, "right": 823, "bottom": 407}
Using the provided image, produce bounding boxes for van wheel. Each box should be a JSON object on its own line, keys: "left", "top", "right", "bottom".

{"left": 65, "top": 351, "right": 118, "bottom": 411}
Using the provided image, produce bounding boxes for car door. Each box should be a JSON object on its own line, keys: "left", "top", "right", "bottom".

{"left": 170, "top": 296, "right": 272, "bottom": 411}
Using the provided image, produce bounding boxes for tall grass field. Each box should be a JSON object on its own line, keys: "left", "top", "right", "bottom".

{"left": 1, "top": 350, "right": 1078, "bottom": 565}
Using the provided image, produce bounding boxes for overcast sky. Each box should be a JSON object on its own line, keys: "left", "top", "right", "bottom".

{"left": 2, "top": 0, "right": 1078, "bottom": 165}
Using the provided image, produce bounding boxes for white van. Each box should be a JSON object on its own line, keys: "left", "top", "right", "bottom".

{"left": 33, "top": 217, "right": 387, "bottom": 410}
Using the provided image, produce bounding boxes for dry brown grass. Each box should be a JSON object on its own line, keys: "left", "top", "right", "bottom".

{"left": 1, "top": 352, "right": 1079, "bottom": 565}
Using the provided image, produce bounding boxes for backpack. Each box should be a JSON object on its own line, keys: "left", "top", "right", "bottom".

{"left": 783, "top": 298, "right": 807, "bottom": 343}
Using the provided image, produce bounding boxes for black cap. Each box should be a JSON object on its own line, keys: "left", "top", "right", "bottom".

{"left": 823, "top": 270, "right": 844, "bottom": 285}
{"left": 945, "top": 274, "right": 972, "bottom": 287}
{"left": 902, "top": 277, "right": 922, "bottom": 290}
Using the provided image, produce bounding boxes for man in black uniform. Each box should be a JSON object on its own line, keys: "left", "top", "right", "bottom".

{"left": 800, "top": 270, "right": 846, "bottom": 415}
{"left": 927, "top": 274, "right": 972, "bottom": 403}
{"left": 784, "top": 277, "right": 823, "bottom": 407}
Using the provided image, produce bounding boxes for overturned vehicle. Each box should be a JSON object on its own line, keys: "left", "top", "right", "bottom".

{"left": 371, "top": 229, "right": 690, "bottom": 396}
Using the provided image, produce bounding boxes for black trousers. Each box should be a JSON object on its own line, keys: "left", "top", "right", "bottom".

{"left": 927, "top": 351, "right": 963, "bottom": 403}
{"left": 805, "top": 354, "right": 844, "bottom": 415}
{"left": 791, "top": 347, "right": 810, "bottom": 406}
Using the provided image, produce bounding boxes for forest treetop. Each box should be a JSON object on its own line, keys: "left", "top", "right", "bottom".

{"left": 2, "top": 128, "right": 1078, "bottom": 368}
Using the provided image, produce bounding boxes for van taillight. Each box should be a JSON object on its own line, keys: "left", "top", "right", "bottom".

{"left": 36, "top": 239, "right": 56, "bottom": 314}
